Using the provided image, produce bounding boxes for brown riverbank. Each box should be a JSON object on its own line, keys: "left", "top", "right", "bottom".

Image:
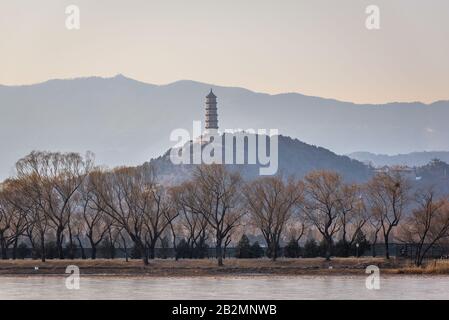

{"left": 0, "top": 258, "right": 448, "bottom": 277}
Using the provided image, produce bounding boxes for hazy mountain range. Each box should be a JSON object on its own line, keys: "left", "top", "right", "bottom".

{"left": 1, "top": 74, "right": 448, "bottom": 180}
{"left": 348, "top": 151, "right": 449, "bottom": 167}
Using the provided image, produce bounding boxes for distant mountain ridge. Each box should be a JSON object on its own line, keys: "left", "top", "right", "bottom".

{"left": 1, "top": 74, "right": 449, "bottom": 180}
{"left": 348, "top": 151, "right": 449, "bottom": 167}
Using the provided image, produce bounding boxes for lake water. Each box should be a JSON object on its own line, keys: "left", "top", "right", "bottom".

{"left": 0, "top": 275, "right": 448, "bottom": 299}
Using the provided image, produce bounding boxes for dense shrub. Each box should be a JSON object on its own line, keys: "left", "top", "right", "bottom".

{"left": 175, "top": 239, "right": 209, "bottom": 259}
{"left": 45, "top": 242, "right": 58, "bottom": 259}
{"left": 303, "top": 239, "right": 320, "bottom": 258}
{"left": 250, "top": 241, "right": 264, "bottom": 258}
{"left": 130, "top": 245, "right": 142, "bottom": 259}
{"left": 235, "top": 235, "right": 266, "bottom": 258}
{"left": 334, "top": 232, "right": 370, "bottom": 257}
{"left": 352, "top": 230, "right": 370, "bottom": 257}
{"left": 235, "top": 235, "right": 252, "bottom": 258}
{"left": 334, "top": 240, "right": 351, "bottom": 257}
{"left": 318, "top": 239, "right": 330, "bottom": 257}
{"left": 64, "top": 242, "right": 78, "bottom": 259}
{"left": 266, "top": 243, "right": 281, "bottom": 259}
{"left": 99, "top": 239, "right": 116, "bottom": 259}
{"left": 192, "top": 243, "right": 209, "bottom": 259}
{"left": 284, "top": 238, "right": 301, "bottom": 258}
{"left": 16, "top": 243, "right": 29, "bottom": 259}
{"left": 158, "top": 236, "right": 170, "bottom": 259}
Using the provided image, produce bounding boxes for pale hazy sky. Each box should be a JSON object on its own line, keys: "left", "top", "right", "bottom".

{"left": 1, "top": 0, "right": 448, "bottom": 104}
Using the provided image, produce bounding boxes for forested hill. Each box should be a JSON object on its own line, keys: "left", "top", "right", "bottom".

{"left": 147, "top": 134, "right": 372, "bottom": 185}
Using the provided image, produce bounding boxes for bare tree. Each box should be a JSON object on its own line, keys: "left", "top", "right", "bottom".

{"left": 0, "top": 180, "right": 27, "bottom": 259}
{"left": 367, "top": 168, "right": 410, "bottom": 259}
{"left": 285, "top": 221, "right": 307, "bottom": 248}
{"left": 399, "top": 188, "right": 449, "bottom": 266}
{"left": 15, "top": 175, "right": 51, "bottom": 262}
{"left": 367, "top": 205, "right": 383, "bottom": 257}
{"left": 90, "top": 165, "right": 175, "bottom": 264}
{"left": 75, "top": 178, "right": 111, "bottom": 259}
{"left": 90, "top": 167, "right": 148, "bottom": 264}
{"left": 15, "top": 151, "right": 93, "bottom": 259}
{"left": 103, "top": 222, "right": 121, "bottom": 259}
{"left": 142, "top": 184, "right": 178, "bottom": 260}
{"left": 244, "top": 176, "right": 304, "bottom": 261}
{"left": 118, "top": 227, "right": 131, "bottom": 262}
{"left": 337, "top": 183, "right": 368, "bottom": 254}
{"left": 71, "top": 212, "right": 87, "bottom": 259}
{"left": 301, "top": 170, "right": 345, "bottom": 261}
{"left": 171, "top": 183, "right": 210, "bottom": 258}
{"left": 178, "top": 165, "right": 245, "bottom": 266}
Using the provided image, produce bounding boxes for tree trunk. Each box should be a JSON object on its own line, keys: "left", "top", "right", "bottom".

{"left": 56, "top": 227, "right": 64, "bottom": 259}
{"left": 68, "top": 227, "right": 75, "bottom": 260}
{"left": 40, "top": 235, "right": 46, "bottom": 262}
{"left": 27, "top": 233, "right": 37, "bottom": 259}
{"left": 120, "top": 233, "right": 129, "bottom": 262}
{"left": 372, "top": 237, "right": 377, "bottom": 257}
{"left": 12, "top": 238, "right": 19, "bottom": 260}
{"left": 0, "top": 241, "right": 7, "bottom": 260}
{"left": 384, "top": 234, "right": 390, "bottom": 259}
{"left": 271, "top": 241, "right": 278, "bottom": 261}
{"left": 137, "top": 241, "right": 148, "bottom": 265}
{"left": 31, "top": 244, "right": 38, "bottom": 259}
{"left": 129, "top": 234, "right": 148, "bottom": 265}
{"left": 189, "top": 241, "right": 194, "bottom": 259}
{"left": 91, "top": 246, "right": 97, "bottom": 260}
{"left": 89, "top": 237, "right": 97, "bottom": 259}
{"left": 149, "top": 242, "right": 156, "bottom": 260}
{"left": 171, "top": 227, "right": 178, "bottom": 261}
{"left": 109, "top": 240, "right": 115, "bottom": 259}
{"left": 124, "top": 243, "right": 128, "bottom": 262}
{"left": 76, "top": 237, "right": 86, "bottom": 259}
{"left": 216, "top": 241, "right": 223, "bottom": 266}
{"left": 325, "top": 237, "right": 332, "bottom": 261}
{"left": 143, "top": 245, "right": 149, "bottom": 265}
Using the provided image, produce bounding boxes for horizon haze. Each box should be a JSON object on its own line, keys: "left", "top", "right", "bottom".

{"left": 1, "top": 0, "right": 449, "bottom": 104}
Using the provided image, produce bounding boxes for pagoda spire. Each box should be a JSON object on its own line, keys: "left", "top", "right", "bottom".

{"left": 205, "top": 89, "right": 218, "bottom": 130}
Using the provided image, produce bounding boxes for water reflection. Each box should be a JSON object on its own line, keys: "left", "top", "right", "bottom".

{"left": 0, "top": 275, "right": 448, "bottom": 300}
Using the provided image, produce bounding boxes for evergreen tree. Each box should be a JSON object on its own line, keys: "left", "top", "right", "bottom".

{"left": 303, "top": 239, "right": 320, "bottom": 258}
{"left": 236, "top": 234, "right": 252, "bottom": 258}
{"left": 284, "top": 238, "right": 301, "bottom": 258}
{"left": 175, "top": 239, "right": 190, "bottom": 259}
{"left": 250, "top": 241, "right": 264, "bottom": 258}
{"left": 351, "top": 230, "right": 370, "bottom": 257}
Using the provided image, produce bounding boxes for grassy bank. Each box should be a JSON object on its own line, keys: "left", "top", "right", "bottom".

{"left": 1, "top": 258, "right": 448, "bottom": 276}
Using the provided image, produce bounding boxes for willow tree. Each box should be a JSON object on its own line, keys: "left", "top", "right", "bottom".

{"left": 399, "top": 189, "right": 449, "bottom": 266}
{"left": 178, "top": 165, "right": 245, "bottom": 266}
{"left": 0, "top": 180, "right": 27, "bottom": 259}
{"left": 244, "top": 176, "right": 304, "bottom": 261}
{"left": 367, "top": 168, "right": 410, "bottom": 259}
{"left": 15, "top": 151, "right": 94, "bottom": 259}
{"left": 171, "top": 183, "right": 210, "bottom": 259}
{"left": 90, "top": 165, "right": 176, "bottom": 265}
{"left": 301, "top": 170, "right": 345, "bottom": 261}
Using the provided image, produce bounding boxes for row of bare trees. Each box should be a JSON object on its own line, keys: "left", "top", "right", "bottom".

{"left": 1, "top": 151, "right": 449, "bottom": 266}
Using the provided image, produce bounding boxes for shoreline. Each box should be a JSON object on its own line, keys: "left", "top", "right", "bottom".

{"left": 1, "top": 258, "right": 448, "bottom": 277}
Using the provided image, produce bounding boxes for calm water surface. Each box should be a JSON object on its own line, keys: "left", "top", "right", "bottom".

{"left": 0, "top": 275, "right": 448, "bottom": 299}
